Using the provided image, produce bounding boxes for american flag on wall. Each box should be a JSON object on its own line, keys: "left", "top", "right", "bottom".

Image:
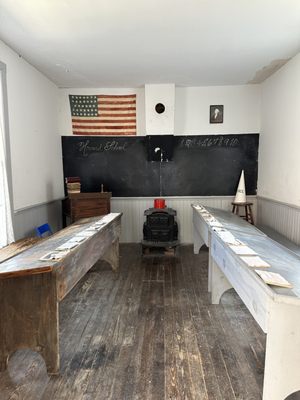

{"left": 69, "top": 94, "right": 136, "bottom": 135}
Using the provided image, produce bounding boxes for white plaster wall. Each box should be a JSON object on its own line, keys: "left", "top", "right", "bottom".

{"left": 0, "top": 40, "right": 64, "bottom": 210}
{"left": 145, "top": 83, "right": 175, "bottom": 134}
{"left": 257, "top": 53, "right": 300, "bottom": 206}
{"left": 58, "top": 84, "right": 261, "bottom": 136}
{"left": 174, "top": 85, "right": 261, "bottom": 134}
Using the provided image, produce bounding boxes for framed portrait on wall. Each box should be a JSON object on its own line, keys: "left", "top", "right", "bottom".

{"left": 210, "top": 105, "right": 224, "bottom": 124}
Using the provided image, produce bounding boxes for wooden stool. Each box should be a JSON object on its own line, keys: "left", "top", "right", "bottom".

{"left": 231, "top": 202, "right": 254, "bottom": 225}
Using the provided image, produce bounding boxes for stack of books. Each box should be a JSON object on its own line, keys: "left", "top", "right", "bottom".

{"left": 65, "top": 177, "right": 81, "bottom": 194}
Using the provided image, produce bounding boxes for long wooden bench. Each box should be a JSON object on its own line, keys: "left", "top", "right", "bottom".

{"left": 192, "top": 205, "right": 300, "bottom": 400}
{"left": 0, "top": 213, "right": 122, "bottom": 375}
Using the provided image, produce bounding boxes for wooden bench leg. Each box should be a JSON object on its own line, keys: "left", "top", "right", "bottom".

{"left": 210, "top": 259, "right": 233, "bottom": 304}
{"left": 193, "top": 223, "right": 205, "bottom": 254}
{"left": 101, "top": 239, "right": 120, "bottom": 272}
{"left": 0, "top": 273, "right": 59, "bottom": 375}
{"left": 263, "top": 301, "right": 300, "bottom": 400}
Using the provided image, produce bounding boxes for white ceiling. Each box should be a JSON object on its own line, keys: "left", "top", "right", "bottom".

{"left": 0, "top": 0, "right": 300, "bottom": 88}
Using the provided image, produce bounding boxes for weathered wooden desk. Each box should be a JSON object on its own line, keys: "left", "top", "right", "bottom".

{"left": 192, "top": 205, "right": 300, "bottom": 400}
{"left": 0, "top": 213, "right": 122, "bottom": 375}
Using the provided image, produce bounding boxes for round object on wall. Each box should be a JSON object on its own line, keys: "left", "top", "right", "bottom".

{"left": 155, "top": 103, "right": 165, "bottom": 114}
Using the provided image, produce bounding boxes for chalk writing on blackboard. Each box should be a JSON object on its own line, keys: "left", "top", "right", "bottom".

{"left": 78, "top": 140, "right": 128, "bottom": 157}
{"left": 179, "top": 136, "right": 240, "bottom": 149}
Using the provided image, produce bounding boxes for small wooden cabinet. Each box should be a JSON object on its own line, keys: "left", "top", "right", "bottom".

{"left": 62, "top": 192, "right": 111, "bottom": 226}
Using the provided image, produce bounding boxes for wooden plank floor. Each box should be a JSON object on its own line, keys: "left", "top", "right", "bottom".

{"left": 0, "top": 244, "right": 267, "bottom": 400}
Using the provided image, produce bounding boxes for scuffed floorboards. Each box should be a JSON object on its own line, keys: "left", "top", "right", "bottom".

{"left": 0, "top": 244, "right": 266, "bottom": 400}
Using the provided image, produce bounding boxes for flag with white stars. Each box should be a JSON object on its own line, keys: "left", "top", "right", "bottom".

{"left": 69, "top": 94, "right": 136, "bottom": 135}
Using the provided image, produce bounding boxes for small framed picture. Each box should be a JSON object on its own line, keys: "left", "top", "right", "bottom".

{"left": 210, "top": 105, "right": 224, "bottom": 124}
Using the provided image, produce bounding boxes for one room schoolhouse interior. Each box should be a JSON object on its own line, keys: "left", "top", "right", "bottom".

{"left": 1, "top": 1, "right": 300, "bottom": 399}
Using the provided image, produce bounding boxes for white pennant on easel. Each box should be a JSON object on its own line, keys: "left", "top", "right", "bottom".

{"left": 234, "top": 170, "right": 246, "bottom": 203}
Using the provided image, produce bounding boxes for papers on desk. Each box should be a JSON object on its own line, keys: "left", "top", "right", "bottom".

{"left": 194, "top": 205, "right": 212, "bottom": 218}
{"left": 40, "top": 250, "right": 70, "bottom": 261}
{"left": 197, "top": 208, "right": 292, "bottom": 288}
{"left": 207, "top": 219, "right": 223, "bottom": 228}
{"left": 194, "top": 205, "right": 207, "bottom": 212}
{"left": 85, "top": 219, "right": 107, "bottom": 232}
{"left": 100, "top": 214, "right": 115, "bottom": 224}
{"left": 85, "top": 226, "right": 102, "bottom": 232}
{"left": 56, "top": 241, "right": 79, "bottom": 251}
{"left": 68, "top": 235, "right": 87, "bottom": 243}
{"left": 201, "top": 212, "right": 212, "bottom": 218}
{"left": 229, "top": 245, "right": 257, "bottom": 256}
{"left": 216, "top": 230, "right": 244, "bottom": 246}
{"left": 40, "top": 217, "right": 113, "bottom": 261}
{"left": 212, "top": 227, "right": 225, "bottom": 233}
{"left": 79, "top": 229, "right": 97, "bottom": 237}
{"left": 255, "top": 270, "right": 293, "bottom": 288}
{"left": 241, "top": 256, "right": 270, "bottom": 268}
{"left": 94, "top": 222, "right": 105, "bottom": 227}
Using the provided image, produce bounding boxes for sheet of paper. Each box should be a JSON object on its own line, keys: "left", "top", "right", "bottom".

{"left": 85, "top": 226, "right": 100, "bottom": 231}
{"left": 80, "top": 230, "right": 97, "bottom": 237}
{"left": 207, "top": 219, "right": 223, "bottom": 227}
{"left": 94, "top": 222, "right": 105, "bottom": 227}
{"left": 194, "top": 205, "right": 207, "bottom": 212}
{"left": 202, "top": 215, "right": 213, "bottom": 221}
{"left": 40, "top": 250, "right": 70, "bottom": 261}
{"left": 56, "top": 241, "right": 79, "bottom": 251}
{"left": 100, "top": 214, "right": 115, "bottom": 224}
{"left": 255, "top": 270, "right": 293, "bottom": 288}
{"left": 90, "top": 225, "right": 103, "bottom": 231}
{"left": 216, "top": 230, "right": 243, "bottom": 246}
{"left": 241, "top": 256, "right": 270, "bottom": 268}
{"left": 68, "top": 235, "right": 87, "bottom": 243}
{"left": 229, "top": 245, "right": 257, "bottom": 256}
{"left": 212, "top": 227, "right": 226, "bottom": 233}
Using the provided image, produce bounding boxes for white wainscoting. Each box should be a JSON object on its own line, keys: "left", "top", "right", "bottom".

{"left": 257, "top": 196, "right": 300, "bottom": 246}
{"left": 111, "top": 196, "right": 257, "bottom": 243}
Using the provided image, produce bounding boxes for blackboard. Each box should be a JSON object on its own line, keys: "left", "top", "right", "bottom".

{"left": 61, "top": 134, "right": 259, "bottom": 197}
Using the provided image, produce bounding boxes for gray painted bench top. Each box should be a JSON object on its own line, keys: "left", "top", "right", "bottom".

{"left": 258, "top": 224, "right": 300, "bottom": 257}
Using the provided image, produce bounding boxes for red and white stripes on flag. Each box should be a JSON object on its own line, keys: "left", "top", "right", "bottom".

{"left": 69, "top": 94, "right": 136, "bottom": 135}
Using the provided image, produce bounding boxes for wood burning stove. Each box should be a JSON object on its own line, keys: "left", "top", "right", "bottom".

{"left": 142, "top": 207, "right": 179, "bottom": 254}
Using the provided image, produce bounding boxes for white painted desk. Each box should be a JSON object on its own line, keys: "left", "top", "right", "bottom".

{"left": 192, "top": 205, "right": 300, "bottom": 400}
{"left": 192, "top": 206, "right": 266, "bottom": 292}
